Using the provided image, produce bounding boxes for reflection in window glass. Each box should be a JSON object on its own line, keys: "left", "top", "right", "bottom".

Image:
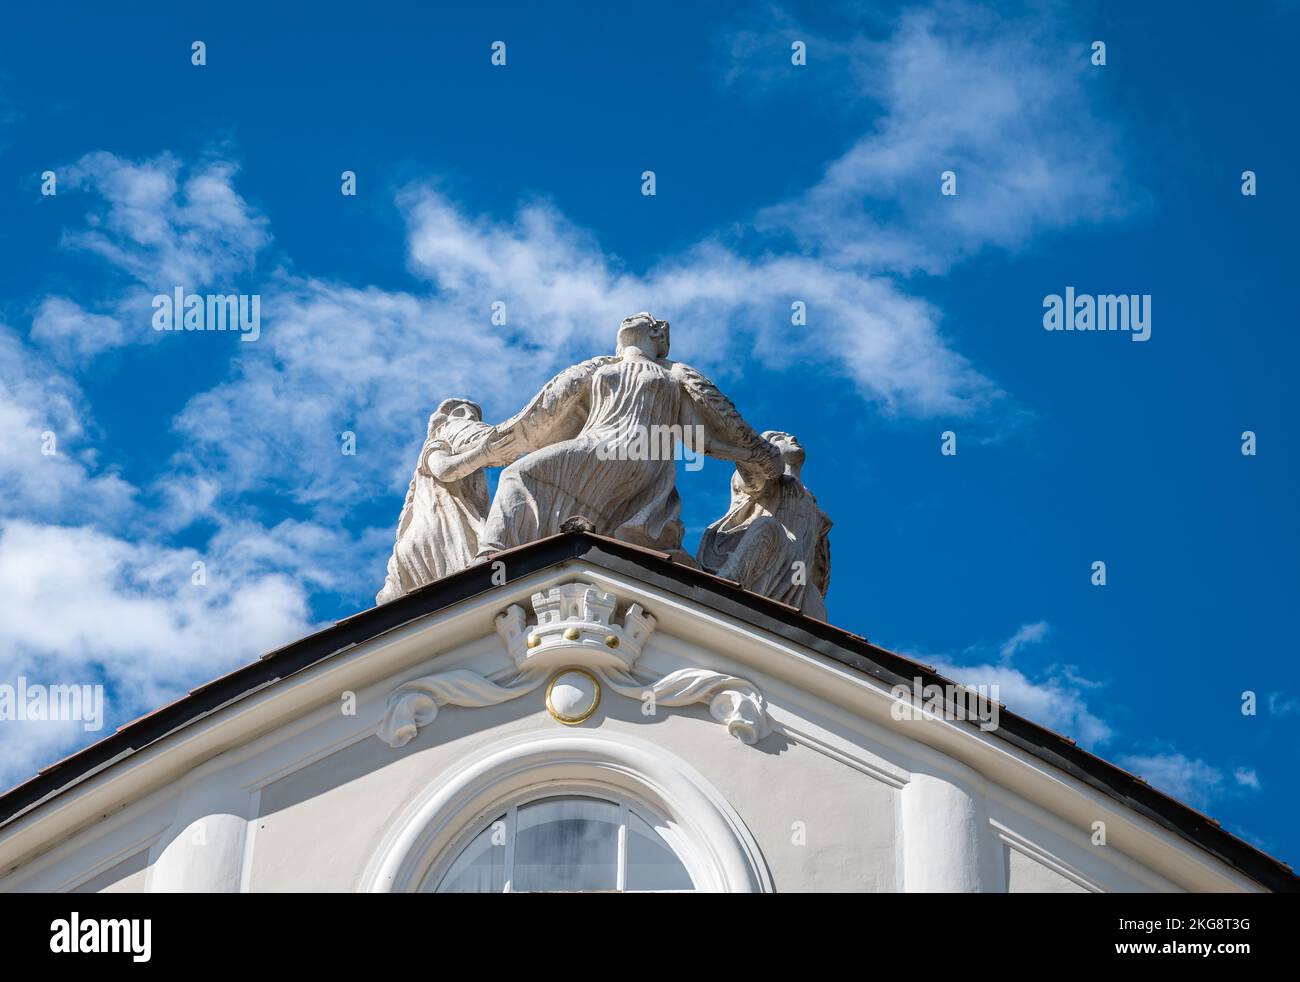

{"left": 431, "top": 794, "right": 696, "bottom": 892}
{"left": 625, "top": 811, "right": 695, "bottom": 891}
{"left": 513, "top": 797, "right": 620, "bottom": 892}
{"left": 436, "top": 815, "right": 507, "bottom": 893}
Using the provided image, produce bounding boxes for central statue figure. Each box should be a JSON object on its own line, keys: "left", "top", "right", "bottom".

{"left": 475, "top": 312, "right": 781, "bottom": 562}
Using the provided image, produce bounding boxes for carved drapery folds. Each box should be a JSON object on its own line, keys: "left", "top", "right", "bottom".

{"left": 374, "top": 314, "right": 830, "bottom": 615}
{"left": 696, "top": 430, "right": 831, "bottom": 619}
{"left": 375, "top": 398, "right": 493, "bottom": 606}
{"left": 376, "top": 581, "right": 771, "bottom": 748}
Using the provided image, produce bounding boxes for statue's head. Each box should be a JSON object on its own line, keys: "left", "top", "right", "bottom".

{"left": 428, "top": 398, "right": 483, "bottom": 438}
{"left": 763, "top": 430, "right": 805, "bottom": 473}
{"left": 616, "top": 312, "right": 670, "bottom": 359}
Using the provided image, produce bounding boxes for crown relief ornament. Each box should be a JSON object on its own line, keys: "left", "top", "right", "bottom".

{"left": 376, "top": 580, "right": 769, "bottom": 748}
{"left": 494, "top": 583, "right": 656, "bottom": 673}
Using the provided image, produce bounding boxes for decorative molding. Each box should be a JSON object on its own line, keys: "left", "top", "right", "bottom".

{"left": 545, "top": 668, "right": 601, "bottom": 725}
{"left": 54, "top": 823, "right": 168, "bottom": 894}
{"left": 378, "top": 669, "right": 545, "bottom": 748}
{"left": 777, "top": 721, "right": 909, "bottom": 790}
{"left": 991, "top": 819, "right": 1103, "bottom": 894}
{"left": 376, "top": 580, "right": 770, "bottom": 748}
{"left": 602, "top": 668, "right": 770, "bottom": 746}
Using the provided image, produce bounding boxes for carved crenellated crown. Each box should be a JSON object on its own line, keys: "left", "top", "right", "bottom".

{"left": 495, "top": 581, "right": 657, "bottom": 672}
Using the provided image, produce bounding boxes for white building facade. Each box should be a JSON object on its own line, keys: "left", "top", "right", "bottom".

{"left": 0, "top": 532, "right": 1292, "bottom": 893}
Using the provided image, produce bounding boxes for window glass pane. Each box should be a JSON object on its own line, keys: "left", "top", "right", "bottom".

{"left": 625, "top": 811, "right": 694, "bottom": 891}
{"left": 435, "top": 815, "right": 507, "bottom": 893}
{"left": 512, "top": 797, "right": 619, "bottom": 892}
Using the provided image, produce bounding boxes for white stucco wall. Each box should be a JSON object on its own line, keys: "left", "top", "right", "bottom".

{"left": 247, "top": 695, "right": 898, "bottom": 892}
{"left": 0, "top": 564, "right": 1262, "bottom": 893}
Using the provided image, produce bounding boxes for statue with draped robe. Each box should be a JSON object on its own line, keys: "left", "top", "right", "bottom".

{"left": 375, "top": 398, "right": 493, "bottom": 604}
{"left": 696, "top": 430, "right": 832, "bottom": 619}
{"left": 474, "top": 312, "right": 781, "bottom": 562}
{"left": 372, "top": 314, "right": 835, "bottom": 614}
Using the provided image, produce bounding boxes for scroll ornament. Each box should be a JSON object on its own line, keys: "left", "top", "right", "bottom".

{"left": 377, "top": 582, "right": 770, "bottom": 748}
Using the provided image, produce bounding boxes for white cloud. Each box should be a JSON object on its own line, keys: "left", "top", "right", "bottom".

{"left": 1117, "top": 753, "right": 1228, "bottom": 810}
{"left": 0, "top": 325, "right": 363, "bottom": 790}
{"left": 24, "top": 0, "right": 1139, "bottom": 509}
{"left": 0, "top": 326, "right": 136, "bottom": 522}
{"left": 1111, "top": 755, "right": 1265, "bottom": 811}
{"left": 1266, "top": 692, "right": 1298, "bottom": 717}
{"left": 930, "top": 632, "right": 1262, "bottom": 813}
{"left": 909, "top": 621, "right": 1112, "bottom": 747}
{"left": 204, "top": 516, "right": 393, "bottom": 601}
{"left": 30, "top": 153, "right": 273, "bottom": 364}
{"left": 999, "top": 620, "right": 1049, "bottom": 660}
{"left": 0, "top": 519, "right": 319, "bottom": 791}
{"left": 404, "top": 191, "right": 999, "bottom": 412}
{"left": 930, "top": 654, "right": 1113, "bottom": 748}
{"left": 1234, "top": 767, "right": 1261, "bottom": 790}
{"left": 168, "top": 272, "right": 549, "bottom": 512}
{"left": 34, "top": 0, "right": 1146, "bottom": 525}
{"left": 0, "top": 521, "right": 313, "bottom": 697}
{"left": 30, "top": 297, "right": 126, "bottom": 363}
{"left": 164, "top": 184, "right": 999, "bottom": 520}
{"left": 746, "top": 1, "right": 1133, "bottom": 274}
{"left": 62, "top": 152, "right": 270, "bottom": 289}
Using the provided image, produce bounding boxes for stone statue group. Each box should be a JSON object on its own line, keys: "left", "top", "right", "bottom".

{"left": 377, "top": 312, "right": 831, "bottom": 618}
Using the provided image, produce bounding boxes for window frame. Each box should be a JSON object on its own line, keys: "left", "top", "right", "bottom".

{"left": 431, "top": 790, "right": 696, "bottom": 893}
{"left": 361, "top": 730, "right": 772, "bottom": 893}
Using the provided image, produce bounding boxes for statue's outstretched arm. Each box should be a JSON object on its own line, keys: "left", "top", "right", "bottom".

{"left": 482, "top": 355, "right": 618, "bottom": 466}
{"left": 673, "top": 361, "right": 781, "bottom": 481}
{"left": 424, "top": 433, "right": 493, "bottom": 483}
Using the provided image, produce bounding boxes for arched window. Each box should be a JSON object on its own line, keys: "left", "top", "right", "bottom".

{"left": 429, "top": 793, "right": 695, "bottom": 893}
{"left": 364, "top": 732, "right": 770, "bottom": 892}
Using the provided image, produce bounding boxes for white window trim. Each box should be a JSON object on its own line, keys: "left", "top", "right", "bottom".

{"left": 360, "top": 729, "right": 771, "bottom": 893}
{"left": 432, "top": 791, "right": 695, "bottom": 893}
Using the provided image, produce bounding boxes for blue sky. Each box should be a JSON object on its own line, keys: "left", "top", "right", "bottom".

{"left": 1, "top": 0, "right": 1297, "bottom": 866}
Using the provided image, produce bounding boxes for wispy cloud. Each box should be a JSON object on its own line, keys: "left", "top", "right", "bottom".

{"left": 29, "top": 297, "right": 125, "bottom": 365}
{"left": 0, "top": 519, "right": 320, "bottom": 789}
{"left": 47, "top": 157, "right": 1003, "bottom": 531}
{"left": 736, "top": 1, "right": 1135, "bottom": 274}
{"left": 61, "top": 152, "right": 270, "bottom": 289}
{"left": 1266, "top": 692, "right": 1299, "bottom": 717}
{"left": 1234, "top": 767, "right": 1261, "bottom": 791}
{"left": 26, "top": 0, "right": 1143, "bottom": 528}
{"left": 931, "top": 656, "right": 1114, "bottom": 748}
{"left": 1117, "top": 753, "right": 1263, "bottom": 811}
{"left": 999, "top": 620, "right": 1049, "bottom": 660}
{"left": 0, "top": 326, "right": 136, "bottom": 522}
{"left": 907, "top": 621, "right": 1113, "bottom": 747}
{"left": 26, "top": 152, "right": 273, "bottom": 366}
{"left": 916, "top": 622, "right": 1266, "bottom": 813}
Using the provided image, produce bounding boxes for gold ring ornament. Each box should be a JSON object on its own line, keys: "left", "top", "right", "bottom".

{"left": 545, "top": 668, "right": 601, "bottom": 725}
